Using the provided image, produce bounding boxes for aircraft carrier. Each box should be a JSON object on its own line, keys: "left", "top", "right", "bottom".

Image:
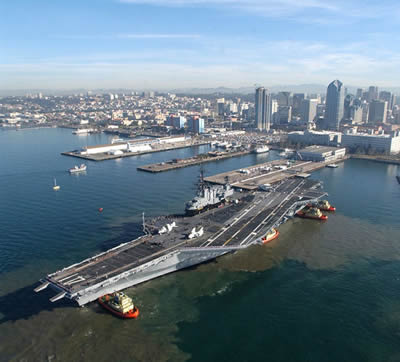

{"left": 35, "top": 177, "right": 327, "bottom": 306}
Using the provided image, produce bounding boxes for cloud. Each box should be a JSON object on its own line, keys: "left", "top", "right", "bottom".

{"left": 53, "top": 33, "right": 201, "bottom": 40}
{"left": 118, "top": 0, "right": 400, "bottom": 21}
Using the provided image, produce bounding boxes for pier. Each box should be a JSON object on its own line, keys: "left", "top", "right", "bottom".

{"left": 204, "top": 157, "right": 348, "bottom": 190}
{"left": 137, "top": 150, "right": 251, "bottom": 173}
{"left": 61, "top": 138, "right": 210, "bottom": 161}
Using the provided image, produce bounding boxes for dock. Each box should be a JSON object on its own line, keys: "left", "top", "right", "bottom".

{"left": 204, "top": 157, "right": 348, "bottom": 190}
{"left": 61, "top": 138, "right": 210, "bottom": 161}
{"left": 35, "top": 177, "right": 327, "bottom": 306}
{"left": 137, "top": 150, "right": 251, "bottom": 173}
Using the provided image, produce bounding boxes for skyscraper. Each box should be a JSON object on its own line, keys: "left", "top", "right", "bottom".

{"left": 325, "top": 80, "right": 344, "bottom": 130}
{"left": 255, "top": 87, "right": 271, "bottom": 131}
{"left": 379, "top": 91, "right": 394, "bottom": 110}
{"left": 292, "top": 93, "right": 305, "bottom": 116}
{"left": 368, "top": 86, "right": 379, "bottom": 102}
{"left": 368, "top": 100, "right": 387, "bottom": 123}
{"left": 277, "top": 91, "right": 292, "bottom": 107}
{"left": 300, "top": 99, "right": 318, "bottom": 123}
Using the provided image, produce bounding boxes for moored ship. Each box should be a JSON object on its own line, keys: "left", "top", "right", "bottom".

{"left": 296, "top": 206, "right": 328, "bottom": 220}
{"left": 72, "top": 128, "right": 93, "bottom": 135}
{"left": 68, "top": 164, "right": 87, "bottom": 173}
{"left": 252, "top": 146, "right": 269, "bottom": 154}
{"left": 98, "top": 292, "right": 139, "bottom": 319}
{"left": 35, "top": 177, "right": 328, "bottom": 307}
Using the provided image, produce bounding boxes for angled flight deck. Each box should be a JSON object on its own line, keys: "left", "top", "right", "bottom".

{"left": 35, "top": 178, "right": 327, "bottom": 306}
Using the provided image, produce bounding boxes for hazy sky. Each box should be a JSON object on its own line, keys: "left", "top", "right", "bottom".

{"left": 1, "top": 0, "right": 400, "bottom": 90}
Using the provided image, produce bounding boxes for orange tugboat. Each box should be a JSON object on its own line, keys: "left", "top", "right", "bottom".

{"left": 296, "top": 207, "right": 328, "bottom": 220}
{"left": 307, "top": 200, "right": 336, "bottom": 212}
{"left": 261, "top": 228, "right": 280, "bottom": 244}
{"left": 98, "top": 292, "right": 139, "bottom": 319}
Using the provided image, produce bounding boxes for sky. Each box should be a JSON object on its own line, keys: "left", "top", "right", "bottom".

{"left": 1, "top": 0, "right": 400, "bottom": 90}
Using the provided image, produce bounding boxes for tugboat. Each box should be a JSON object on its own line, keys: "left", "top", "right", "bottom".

{"left": 296, "top": 207, "right": 328, "bottom": 220}
{"left": 98, "top": 292, "right": 139, "bottom": 319}
{"left": 308, "top": 200, "right": 335, "bottom": 212}
{"left": 261, "top": 228, "right": 279, "bottom": 244}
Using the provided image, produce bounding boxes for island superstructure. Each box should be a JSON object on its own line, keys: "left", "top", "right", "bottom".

{"left": 35, "top": 175, "right": 327, "bottom": 306}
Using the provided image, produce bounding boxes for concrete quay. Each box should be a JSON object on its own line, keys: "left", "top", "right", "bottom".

{"left": 205, "top": 157, "right": 348, "bottom": 190}
{"left": 61, "top": 139, "right": 210, "bottom": 161}
{"left": 137, "top": 150, "right": 251, "bottom": 173}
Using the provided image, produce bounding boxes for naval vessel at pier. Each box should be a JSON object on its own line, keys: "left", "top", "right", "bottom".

{"left": 35, "top": 177, "right": 327, "bottom": 306}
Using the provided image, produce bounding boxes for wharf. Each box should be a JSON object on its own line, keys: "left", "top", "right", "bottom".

{"left": 137, "top": 150, "right": 251, "bottom": 173}
{"left": 350, "top": 154, "right": 400, "bottom": 165}
{"left": 61, "top": 139, "right": 210, "bottom": 161}
{"left": 35, "top": 177, "right": 327, "bottom": 306}
{"left": 204, "top": 157, "right": 348, "bottom": 190}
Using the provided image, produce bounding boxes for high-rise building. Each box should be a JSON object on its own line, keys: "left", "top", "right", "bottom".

{"left": 276, "top": 106, "right": 292, "bottom": 124}
{"left": 300, "top": 99, "right": 318, "bottom": 123}
{"left": 344, "top": 95, "right": 363, "bottom": 124}
{"left": 325, "top": 80, "right": 345, "bottom": 130}
{"left": 379, "top": 91, "right": 394, "bottom": 110}
{"left": 166, "top": 115, "right": 186, "bottom": 129}
{"left": 361, "top": 101, "right": 369, "bottom": 123}
{"left": 188, "top": 117, "right": 204, "bottom": 133}
{"left": 356, "top": 88, "right": 363, "bottom": 99}
{"left": 255, "top": 87, "right": 271, "bottom": 131}
{"left": 368, "top": 86, "right": 379, "bottom": 102}
{"left": 277, "top": 92, "right": 292, "bottom": 107}
{"left": 292, "top": 93, "right": 305, "bottom": 116}
{"left": 217, "top": 98, "right": 225, "bottom": 116}
{"left": 368, "top": 100, "right": 388, "bottom": 123}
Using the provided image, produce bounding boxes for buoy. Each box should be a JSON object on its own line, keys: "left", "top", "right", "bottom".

{"left": 99, "top": 208, "right": 103, "bottom": 212}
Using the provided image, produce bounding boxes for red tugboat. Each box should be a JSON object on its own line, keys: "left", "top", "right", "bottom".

{"left": 307, "top": 200, "right": 335, "bottom": 212}
{"left": 296, "top": 207, "right": 328, "bottom": 220}
{"left": 98, "top": 292, "right": 139, "bottom": 319}
{"left": 261, "top": 228, "right": 279, "bottom": 244}
{"left": 316, "top": 200, "right": 335, "bottom": 212}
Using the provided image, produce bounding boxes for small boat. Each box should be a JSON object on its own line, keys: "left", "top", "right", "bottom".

{"left": 252, "top": 146, "right": 270, "bottom": 154}
{"left": 261, "top": 228, "right": 279, "bottom": 244}
{"left": 69, "top": 164, "right": 87, "bottom": 173}
{"left": 308, "top": 200, "right": 336, "bottom": 212}
{"left": 98, "top": 292, "right": 139, "bottom": 319}
{"left": 326, "top": 164, "right": 338, "bottom": 168}
{"left": 72, "top": 128, "right": 92, "bottom": 135}
{"left": 53, "top": 178, "right": 60, "bottom": 191}
{"left": 296, "top": 207, "right": 327, "bottom": 220}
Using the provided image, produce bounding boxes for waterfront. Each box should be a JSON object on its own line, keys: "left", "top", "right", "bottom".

{"left": 1, "top": 128, "right": 400, "bottom": 361}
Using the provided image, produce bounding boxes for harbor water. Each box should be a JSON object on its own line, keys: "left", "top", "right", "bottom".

{"left": 1, "top": 128, "right": 400, "bottom": 361}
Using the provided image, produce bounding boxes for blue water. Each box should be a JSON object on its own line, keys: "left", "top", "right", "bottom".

{"left": 1, "top": 128, "right": 400, "bottom": 361}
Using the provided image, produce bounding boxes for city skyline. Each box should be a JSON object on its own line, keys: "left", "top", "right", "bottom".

{"left": 2, "top": 0, "right": 400, "bottom": 89}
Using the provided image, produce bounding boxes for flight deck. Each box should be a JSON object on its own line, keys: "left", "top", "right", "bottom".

{"left": 35, "top": 177, "right": 327, "bottom": 306}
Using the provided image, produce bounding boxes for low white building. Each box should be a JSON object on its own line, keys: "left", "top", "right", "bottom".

{"left": 157, "top": 136, "right": 188, "bottom": 144}
{"left": 288, "top": 130, "right": 342, "bottom": 146}
{"left": 341, "top": 130, "right": 400, "bottom": 154}
{"left": 297, "top": 145, "right": 346, "bottom": 162}
{"left": 82, "top": 143, "right": 128, "bottom": 155}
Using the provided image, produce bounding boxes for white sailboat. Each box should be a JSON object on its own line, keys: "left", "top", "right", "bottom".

{"left": 53, "top": 178, "right": 60, "bottom": 191}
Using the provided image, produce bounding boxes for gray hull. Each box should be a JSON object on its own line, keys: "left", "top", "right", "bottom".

{"left": 72, "top": 246, "right": 237, "bottom": 306}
